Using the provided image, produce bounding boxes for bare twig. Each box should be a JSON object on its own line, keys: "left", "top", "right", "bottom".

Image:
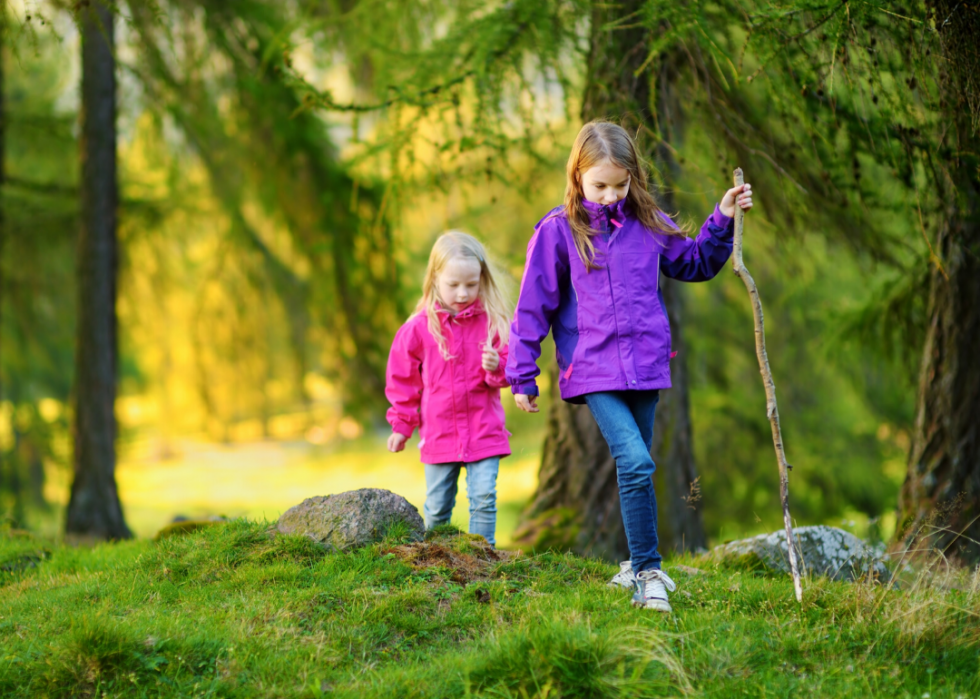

{"left": 731, "top": 167, "right": 803, "bottom": 603}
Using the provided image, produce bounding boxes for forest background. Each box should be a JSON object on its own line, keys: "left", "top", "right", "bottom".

{"left": 1, "top": 0, "right": 972, "bottom": 556}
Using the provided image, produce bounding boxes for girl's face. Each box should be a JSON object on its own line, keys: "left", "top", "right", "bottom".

{"left": 436, "top": 256, "right": 482, "bottom": 315}
{"left": 580, "top": 159, "right": 631, "bottom": 206}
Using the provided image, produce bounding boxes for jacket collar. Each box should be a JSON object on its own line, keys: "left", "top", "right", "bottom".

{"left": 582, "top": 197, "right": 628, "bottom": 228}
{"left": 435, "top": 299, "right": 485, "bottom": 321}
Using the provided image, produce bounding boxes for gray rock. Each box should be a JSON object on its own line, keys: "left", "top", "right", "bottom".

{"left": 276, "top": 488, "right": 424, "bottom": 550}
{"left": 714, "top": 525, "right": 890, "bottom": 582}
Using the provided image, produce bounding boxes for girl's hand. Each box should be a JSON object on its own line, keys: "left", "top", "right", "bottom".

{"left": 482, "top": 344, "right": 500, "bottom": 373}
{"left": 387, "top": 432, "right": 408, "bottom": 453}
{"left": 720, "top": 183, "right": 753, "bottom": 218}
{"left": 514, "top": 394, "right": 539, "bottom": 413}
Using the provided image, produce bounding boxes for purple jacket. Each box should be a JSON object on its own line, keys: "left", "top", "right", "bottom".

{"left": 507, "top": 197, "right": 734, "bottom": 403}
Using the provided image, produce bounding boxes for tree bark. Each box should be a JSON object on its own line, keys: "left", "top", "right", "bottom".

{"left": 900, "top": 180, "right": 980, "bottom": 563}
{"left": 0, "top": 1, "right": 6, "bottom": 510}
{"left": 514, "top": 0, "right": 706, "bottom": 558}
{"left": 897, "top": 0, "right": 980, "bottom": 564}
{"left": 65, "top": 2, "right": 131, "bottom": 540}
{"left": 652, "top": 279, "right": 707, "bottom": 552}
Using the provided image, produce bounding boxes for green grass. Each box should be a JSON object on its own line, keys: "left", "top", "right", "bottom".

{"left": 1, "top": 522, "right": 978, "bottom": 698}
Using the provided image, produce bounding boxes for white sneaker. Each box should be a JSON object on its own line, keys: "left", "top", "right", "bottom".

{"left": 608, "top": 560, "right": 636, "bottom": 590}
{"left": 632, "top": 569, "right": 676, "bottom": 612}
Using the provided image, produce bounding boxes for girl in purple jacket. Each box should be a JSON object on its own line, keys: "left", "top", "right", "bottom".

{"left": 507, "top": 121, "right": 753, "bottom": 612}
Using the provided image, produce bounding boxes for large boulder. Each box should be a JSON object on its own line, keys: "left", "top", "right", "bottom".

{"left": 276, "top": 489, "right": 424, "bottom": 551}
{"left": 714, "top": 525, "right": 890, "bottom": 582}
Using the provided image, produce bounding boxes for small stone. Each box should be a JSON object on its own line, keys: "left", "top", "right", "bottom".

{"left": 276, "top": 488, "right": 424, "bottom": 551}
{"left": 674, "top": 564, "right": 705, "bottom": 576}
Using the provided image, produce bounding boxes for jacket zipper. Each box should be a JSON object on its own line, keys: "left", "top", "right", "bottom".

{"left": 602, "top": 207, "right": 629, "bottom": 387}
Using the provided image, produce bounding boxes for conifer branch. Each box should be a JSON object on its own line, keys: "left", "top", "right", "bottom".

{"left": 282, "top": 19, "right": 532, "bottom": 115}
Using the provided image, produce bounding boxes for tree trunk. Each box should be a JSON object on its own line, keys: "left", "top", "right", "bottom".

{"left": 65, "top": 2, "right": 131, "bottom": 540}
{"left": 897, "top": 0, "right": 980, "bottom": 565}
{"left": 515, "top": 366, "right": 624, "bottom": 559}
{"left": 899, "top": 181, "right": 980, "bottom": 563}
{"left": 515, "top": 0, "right": 706, "bottom": 558}
{"left": 0, "top": 2, "right": 6, "bottom": 512}
{"left": 653, "top": 279, "right": 707, "bottom": 551}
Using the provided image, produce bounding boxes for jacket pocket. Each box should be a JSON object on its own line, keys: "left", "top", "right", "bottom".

{"left": 623, "top": 250, "right": 660, "bottom": 293}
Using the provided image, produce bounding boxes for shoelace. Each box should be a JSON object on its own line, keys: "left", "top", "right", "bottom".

{"left": 635, "top": 569, "right": 677, "bottom": 594}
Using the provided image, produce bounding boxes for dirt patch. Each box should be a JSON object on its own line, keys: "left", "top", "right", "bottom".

{"left": 383, "top": 535, "right": 513, "bottom": 584}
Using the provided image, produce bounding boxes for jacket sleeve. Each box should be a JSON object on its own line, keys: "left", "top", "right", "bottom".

{"left": 660, "top": 204, "right": 734, "bottom": 282}
{"left": 385, "top": 322, "right": 424, "bottom": 438}
{"left": 506, "top": 218, "right": 568, "bottom": 396}
{"left": 484, "top": 341, "right": 510, "bottom": 389}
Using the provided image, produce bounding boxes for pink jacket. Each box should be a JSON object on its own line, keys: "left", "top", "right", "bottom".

{"left": 385, "top": 301, "right": 511, "bottom": 464}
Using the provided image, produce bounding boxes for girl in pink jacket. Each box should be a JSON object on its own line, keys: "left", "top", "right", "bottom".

{"left": 385, "top": 231, "right": 512, "bottom": 546}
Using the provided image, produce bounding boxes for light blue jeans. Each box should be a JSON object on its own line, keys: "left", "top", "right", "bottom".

{"left": 423, "top": 456, "right": 500, "bottom": 547}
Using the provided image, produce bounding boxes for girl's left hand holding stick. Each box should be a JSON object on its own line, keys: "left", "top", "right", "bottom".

{"left": 719, "top": 182, "right": 754, "bottom": 218}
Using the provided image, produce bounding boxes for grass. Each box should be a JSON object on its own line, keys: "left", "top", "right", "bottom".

{"left": 2, "top": 522, "right": 979, "bottom": 698}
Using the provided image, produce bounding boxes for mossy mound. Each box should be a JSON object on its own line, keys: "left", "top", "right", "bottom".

{"left": 386, "top": 527, "right": 509, "bottom": 584}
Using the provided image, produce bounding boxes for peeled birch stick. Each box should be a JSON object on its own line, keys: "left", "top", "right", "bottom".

{"left": 731, "top": 167, "right": 803, "bottom": 603}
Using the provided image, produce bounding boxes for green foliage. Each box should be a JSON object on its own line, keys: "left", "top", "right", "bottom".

{"left": 2, "top": 17, "right": 76, "bottom": 403}
{"left": 4, "top": 0, "right": 964, "bottom": 546}
{"left": 685, "top": 230, "right": 911, "bottom": 538}
{"left": 1, "top": 14, "right": 78, "bottom": 526}
{"left": 126, "top": 0, "right": 405, "bottom": 417}
{"left": 286, "top": 0, "right": 933, "bottom": 537}
{"left": 635, "top": 0, "right": 949, "bottom": 350}
{"left": 284, "top": 0, "right": 585, "bottom": 195}
{"left": 2, "top": 522, "right": 979, "bottom": 697}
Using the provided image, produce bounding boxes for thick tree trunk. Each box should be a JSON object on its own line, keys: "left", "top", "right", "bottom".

{"left": 900, "top": 193, "right": 980, "bottom": 563}
{"left": 514, "top": 0, "right": 706, "bottom": 558}
{"left": 653, "top": 279, "right": 707, "bottom": 551}
{"left": 898, "top": 0, "right": 980, "bottom": 564}
{"left": 65, "top": 2, "right": 131, "bottom": 540}
{"left": 0, "top": 3, "right": 6, "bottom": 509}
{"left": 515, "top": 367, "right": 624, "bottom": 559}
{"left": 899, "top": 169, "right": 980, "bottom": 563}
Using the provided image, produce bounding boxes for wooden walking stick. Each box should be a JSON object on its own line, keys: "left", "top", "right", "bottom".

{"left": 731, "top": 168, "right": 803, "bottom": 603}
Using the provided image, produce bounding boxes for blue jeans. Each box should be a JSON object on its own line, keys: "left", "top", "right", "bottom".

{"left": 423, "top": 456, "right": 499, "bottom": 547}
{"left": 584, "top": 390, "right": 661, "bottom": 572}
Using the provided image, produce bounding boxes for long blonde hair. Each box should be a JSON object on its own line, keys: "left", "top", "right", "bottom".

{"left": 564, "top": 120, "right": 682, "bottom": 270}
{"left": 414, "top": 231, "right": 511, "bottom": 360}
